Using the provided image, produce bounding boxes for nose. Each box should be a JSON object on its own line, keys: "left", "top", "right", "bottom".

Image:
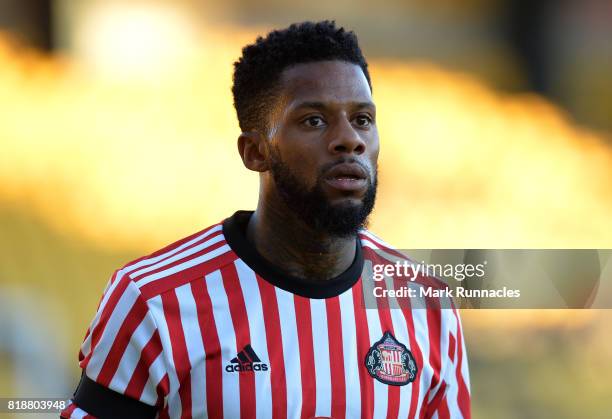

{"left": 328, "top": 115, "right": 366, "bottom": 155}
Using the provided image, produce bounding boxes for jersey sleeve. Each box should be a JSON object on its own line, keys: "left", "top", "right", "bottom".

{"left": 61, "top": 269, "right": 169, "bottom": 419}
{"left": 423, "top": 307, "right": 471, "bottom": 419}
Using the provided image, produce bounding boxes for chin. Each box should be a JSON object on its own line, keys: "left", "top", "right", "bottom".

{"left": 328, "top": 197, "right": 365, "bottom": 209}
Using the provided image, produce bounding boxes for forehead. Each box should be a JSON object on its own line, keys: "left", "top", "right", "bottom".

{"left": 278, "top": 60, "right": 372, "bottom": 108}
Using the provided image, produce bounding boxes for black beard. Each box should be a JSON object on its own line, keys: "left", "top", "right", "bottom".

{"left": 269, "top": 149, "right": 377, "bottom": 238}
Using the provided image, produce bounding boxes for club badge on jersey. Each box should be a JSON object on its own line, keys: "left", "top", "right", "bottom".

{"left": 365, "top": 331, "right": 418, "bottom": 386}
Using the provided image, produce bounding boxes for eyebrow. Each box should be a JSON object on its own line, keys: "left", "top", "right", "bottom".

{"left": 291, "top": 101, "right": 376, "bottom": 111}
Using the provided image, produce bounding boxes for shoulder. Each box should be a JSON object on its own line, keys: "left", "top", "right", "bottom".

{"left": 112, "top": 219, "right": 237, "bottom": 301}
{"left": 358, "top": 228, "right": 449, "bottom": 291}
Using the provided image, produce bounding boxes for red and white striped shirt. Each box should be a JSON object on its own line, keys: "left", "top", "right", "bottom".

{"left": 62, "top": 210, "right": 470, "bottom": 419}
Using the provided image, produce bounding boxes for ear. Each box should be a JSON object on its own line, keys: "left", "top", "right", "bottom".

{"left": 237, "top": 131, "right": 270, "bottom": 172}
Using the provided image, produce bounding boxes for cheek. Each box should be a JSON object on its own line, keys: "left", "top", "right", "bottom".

{"left": 369, "top": 139, "right": 380, "bottom": 157}
{"left": 284, "top": 150, "right": 319, "bottom": 186}
{"left": 366, "top": 136, "right": 380, "bottom": 168}
{"left": 274, "top": 129, "right": 321, "bottom": 181}
{"left": 369, "top": 128, "right": 380, "bottom": 153}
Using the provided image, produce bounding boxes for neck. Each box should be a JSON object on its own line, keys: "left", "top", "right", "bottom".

{"left": 246, "top": 195, "right": 357, "bottom": 281}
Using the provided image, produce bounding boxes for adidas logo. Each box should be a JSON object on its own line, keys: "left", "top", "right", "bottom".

{"left": 225, "top": 344, "right": 269, "bottom": 373}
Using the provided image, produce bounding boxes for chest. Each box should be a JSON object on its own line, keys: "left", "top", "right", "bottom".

{"left": 154, "top": 276, "right": 438, "bottom": 419}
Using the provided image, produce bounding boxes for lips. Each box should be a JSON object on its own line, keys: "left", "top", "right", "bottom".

{"left": 325, "top": 163, "right": 367, "bottom": 180}
{"left": 324, "top": 163, "right": 369, "bottom": 192}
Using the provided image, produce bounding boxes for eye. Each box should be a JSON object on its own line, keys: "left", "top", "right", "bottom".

{"left": 302, "top": 115, "right": 326, "bottom": 128}
{"left": 354, "top": 114, "right": 373, "bottom": 128}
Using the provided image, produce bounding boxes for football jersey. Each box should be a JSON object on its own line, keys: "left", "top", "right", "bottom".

{"left": 62, "top": 210, "right": 470, "bottom": 418}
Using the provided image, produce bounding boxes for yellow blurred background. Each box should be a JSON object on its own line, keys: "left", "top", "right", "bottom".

{"left": 0, "top": 0, "right": 611, "bottom": 418}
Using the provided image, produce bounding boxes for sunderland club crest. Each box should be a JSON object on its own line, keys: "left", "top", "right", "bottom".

{"left": 365, "top": 331, "right": 418, "bottom": 386}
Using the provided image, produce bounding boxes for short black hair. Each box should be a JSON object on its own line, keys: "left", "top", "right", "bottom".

{"left": 232, "top": 20, "right": 371, "bottom": 133}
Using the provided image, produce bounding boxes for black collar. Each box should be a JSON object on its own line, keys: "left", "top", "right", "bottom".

{"left": 222, "top": 210, "right": 364, "bottom": 299}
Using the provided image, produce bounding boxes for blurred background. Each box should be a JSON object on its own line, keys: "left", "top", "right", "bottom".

{"left": 0, "top": 0, "right": 611, "bottom": 417}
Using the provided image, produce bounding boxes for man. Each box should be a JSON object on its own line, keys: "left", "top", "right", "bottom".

{"left": 62, "top": 21, "right": 470, "bottom": 418}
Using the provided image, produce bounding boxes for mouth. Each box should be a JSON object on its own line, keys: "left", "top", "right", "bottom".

{"left": 323, "top": 163, "right": 369, "bottom": 192}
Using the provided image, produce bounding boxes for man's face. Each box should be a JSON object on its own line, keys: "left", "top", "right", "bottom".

{"left": 266, "top": 60, "right": 379, "bottom": 237}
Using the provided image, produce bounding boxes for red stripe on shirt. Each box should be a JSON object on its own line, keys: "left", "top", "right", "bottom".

{"left": 59, "top": 402, "right": 77, "bottom": 418}
{"left": 358, "top": 232, "right": 406, "bottom": 260}
{"left": 124, "top": 223, "right": 223, "bottom": 270}
{"left": 448, "top": 332, "right": 456, "bottom": 363}
{"left": 222, "top": 264, "right": 256, "bottom": 418}
{"left": 129, "top": 230, "right": 224, "bottom": 283}
{"left": 424, "top": 381, "right": 447, "bottom": 418}
{"left": 453, "top": 309, "right": 471, "bottom": 418}
{"left": 161, "top": 290, "right": 193, "bottom": 418}
{"left": 436, "top": 395, "right": 451, "bottom": 419}
{"left": 79, "top": 327, "right": 91, "bottom": 362}
{"left": 400, "top": 300, "right": 423, "bottom": 419}
{"left": 124, "top": 332, "right": 164, "bottom": 400}
{"left": 376, "top": 302, "right": 400, "bottom": 419}
{"left": 352, "top": 279, "right": 374, "bottom": 419}
{"left": 423, "top": 309, "right": 443, "bottom": 416}
{"left": 138, "top": 249, "right": 236, "bottom": 300}
{"left": 81, "top": 274, "right": 131, "bottom": 370}
{"left": 256, "top": 276, "right": 288, "bottom": 419}
{"left": 325, "top": 297, "right": 346, "bottom": 419}
{"left": 130, "top": 232, "right": 227, "bottom": 288}
{"left": 158, "top": 402, "right": 171, "bottom": 419}
{"left": 156, "top": 375, "right": 170, "bottom": 411}
{"left": 425, "top": 306, "right": 443, "bottom": 397}
{"left": 190, "top": 278, "right": 224, "bottom": 419}
{"left": 96, "top": 297, "right": 149, "bottom": 386}
{"left": 293, "top": 296, "right": 316, "bottom": 419}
